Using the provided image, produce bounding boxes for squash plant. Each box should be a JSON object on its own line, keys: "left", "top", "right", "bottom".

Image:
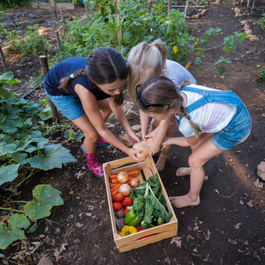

{"left": 0, "top": 72, "right": 76, "bottom": 250}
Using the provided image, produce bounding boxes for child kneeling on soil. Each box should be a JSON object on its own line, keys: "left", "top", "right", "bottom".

{"left": 127, "top": 40, "right": 196, "bottom": 172}
{"left": 44, "top": 47, "right": 143, "bottom": 178}
{"left": 136, "top": 76, "right": 252, "bottom": 208}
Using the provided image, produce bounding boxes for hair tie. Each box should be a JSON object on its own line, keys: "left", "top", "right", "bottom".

{"left": 70, "top": 73, "right": 75, "bottom": 79}
{"left": 152, "top": 41, "right": 157, "bottom": 46}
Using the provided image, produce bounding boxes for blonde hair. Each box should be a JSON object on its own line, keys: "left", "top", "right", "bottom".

{"left": 137, "top": 77, "right": 202, "bottom": 137}
{"left": 127, "top": 39, "right": 167, "bottom": 101}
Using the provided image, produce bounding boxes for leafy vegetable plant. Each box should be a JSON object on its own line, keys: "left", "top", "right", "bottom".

{"left": 0, "top": 184, "right": 64, "bottom": 249}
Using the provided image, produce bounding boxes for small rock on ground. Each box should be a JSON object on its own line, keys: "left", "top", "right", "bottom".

{"left": 257, "top": 161, "right": 265, "bottom": 181}
{"left": 38, "top": 256, "right": 53, "bottom": 265}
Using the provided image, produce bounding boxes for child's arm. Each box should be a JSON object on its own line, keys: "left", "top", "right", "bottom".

{"left": 109, "top": 97, "right": 141, "bottom": 144}
{"left": 77, "top": 86, "right": 143, "bottom": 162}
{"left": 140, "top": 110, "right": 149, "bottom": 140}
{"left": 144, "top": 118, "right": 170, "bottom": 156}
{"left": 162, "top": 135, "right": 198, "bottom": 148}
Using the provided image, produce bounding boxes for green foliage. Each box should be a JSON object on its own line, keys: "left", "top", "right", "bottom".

{"left": 63, "top": 0, "right": 247, "bottom": 75}
{"left": 254, "top": 67, "right": 265, "bottom": 84}
{"left": 0, "top": 72, "right": 77, "bottom": 187}
{"left": 256, "top": 13, "right": 265, "bottom": 31}
{"left": 0, "top": 185, "right": 64, "bottom": 249}
{"left": 7, "top": 25, "right": 49, "bottom": 57}
{"left": 0, "top": 0, "right": 29, "bottom": 10}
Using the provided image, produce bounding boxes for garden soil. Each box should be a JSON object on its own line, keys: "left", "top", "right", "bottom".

{"left": 1, "top": 0, "right": 265, "bottom": 264}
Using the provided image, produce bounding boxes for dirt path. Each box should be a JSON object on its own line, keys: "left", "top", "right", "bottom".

{"left": 1, "top": 1, "right": 265, "bottom": 264}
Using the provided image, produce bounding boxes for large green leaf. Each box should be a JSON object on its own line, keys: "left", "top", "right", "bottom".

{"left": 24, "top": 185, "right": 64, "bottom": 219}
{"left": 0, "top": 72, "right": 14, "bottom": 82}
{"left": 29, "top": 144, "right": 77, "bottom": 171}
{"left": 0, "top": 119, "right": 18, "bottom": 133}
{"left": 0, "top": 164, "right": 20, "bottom": 185}
{"left": 11, "top": 153, "right": 29, "bottom": 165}
{"left": 0, "top": 214, "right": 30, "bottom": 249}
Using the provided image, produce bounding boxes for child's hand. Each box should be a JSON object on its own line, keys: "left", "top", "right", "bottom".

{"left": 161, "top": 137, "right": 172, "bottom": 149}
{"left": 127, "top": 131, "right": 141, "bottom": 144}
{"left": 142, "top": 141, "right": 161, "bottom": 156}
{"left": 127, "top": 148, "right": 145, "bottom": 162}
{"left": 145, "top": 126, "right": 159, "bottom": 140}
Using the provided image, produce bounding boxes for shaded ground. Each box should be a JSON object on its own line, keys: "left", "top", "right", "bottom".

{"left": 1, "top": 0, "right": 265, "bottom": 264}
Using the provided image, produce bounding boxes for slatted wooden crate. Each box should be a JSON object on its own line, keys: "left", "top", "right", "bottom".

{"left": 103, "top": 156, "right": 178, "bottom": 253}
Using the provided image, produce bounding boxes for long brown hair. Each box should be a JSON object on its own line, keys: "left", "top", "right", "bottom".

{"left": 59, "top": 47, "right": 128, "bottom": 105}
{"left": 127, "top": 40, "right": 168, "bottom": 101}
{"left": 137, "top": 77, "right": 202, "bottom": 136}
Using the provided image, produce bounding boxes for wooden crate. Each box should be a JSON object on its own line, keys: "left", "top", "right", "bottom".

{"left": 103, "top": 156, "right": 178, "bottom": 253}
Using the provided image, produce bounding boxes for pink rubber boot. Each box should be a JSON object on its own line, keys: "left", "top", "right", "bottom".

{"left": 96, "top": 136, "right": 109, "bottom": 147}
{"left": 81, "top": 145, "right": 104, "bottom": 178}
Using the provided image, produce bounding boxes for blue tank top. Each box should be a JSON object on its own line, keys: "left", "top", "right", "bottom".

{"left": 44, "top": 57, "right": 111, "bottom": 100}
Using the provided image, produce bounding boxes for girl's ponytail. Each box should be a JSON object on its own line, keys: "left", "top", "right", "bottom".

{"left": 59, "top": 69, "right": 87, "bottom": 93}
{"left": 180, "top": 105, "right": 202, "bottom": 137}
{"left": 152, "top": 39, "right": 167, "bottom": 67}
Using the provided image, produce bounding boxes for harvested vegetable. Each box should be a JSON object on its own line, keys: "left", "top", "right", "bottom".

{"left": 110, "top": 175, "right": 118, "bottom": 179}
{"left": 119, "top": 184, "right": 131, "bottom": 196}
{"left": 112, "top": 192, "right": 124, "bottom": 202}
{"left": 129, "top": 174, "right": 173, "bottom": 227}
{"left": 117, "top": 172, "right": 129, "bottom": 183}
{"left": 132, "top": 138, "right": 153, "bottom": 159}
{"left": 127, "top": 169, "right": 140, "bottom": 177}
{"left": 138, "top": 227, "right": 155, "bottom": 239}
{"left": 116, "top": 218, "right": 125, "bottom": 231}
{"left": 141, "top": 220, "right": 155, "bottom": 229}
{"left": 130, "top": 178, "right": 140, "bottom": 188}
{"left": 119, "top": 225, "right": 137, "bottom": 236}
{"left": 157, "top": 217, "right": 164, "bottom": 225}
{"left": 115, "top": 209, "right": 125, "bottom": 219}
{"left": 111, "top": 179, "right": 119, "bottom": 184}
{"left": 113, "top": 202, "right": 123, "bottom": 211}
{"left": 124, "top": 208, "right": 130, "bottom": 216}
{"left": 124, "top": 208, "right": 141, "bottom": 226}
{"left": 122, "top": 197, "right": 133, "bottom": 206}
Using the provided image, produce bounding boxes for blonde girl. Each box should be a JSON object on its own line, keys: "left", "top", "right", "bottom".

{"left": 44, "top": 47, "right": 143, "bottom": 178}
{"left": 136, "top": 76, "right": 252, "bottom": 208}
{"left": 128, "top": 40, "right": 196, "bottom": 171}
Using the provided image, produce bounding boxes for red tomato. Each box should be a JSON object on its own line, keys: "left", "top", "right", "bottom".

{"left": 122, "top": 197, "right": 133, "bottom": 206}
{"left": 112, "top": 193, "right": 124, "bottom": 202}
{"left": 124, "top": 208, "right": 130, "bottom": 216}
{"left": 113, "top": 202, "right": 123, "bottom": 211}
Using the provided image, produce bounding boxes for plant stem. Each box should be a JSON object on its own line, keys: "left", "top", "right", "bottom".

{"left": 14, "top": 168, "right": 38, "bottom": 188}
{"left": 0, "top": 207, "right": 24, "bottom": 213}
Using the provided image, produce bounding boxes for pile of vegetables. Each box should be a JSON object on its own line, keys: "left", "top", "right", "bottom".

{"left": 110, "top": 170, "right": 173, "bottom": 238}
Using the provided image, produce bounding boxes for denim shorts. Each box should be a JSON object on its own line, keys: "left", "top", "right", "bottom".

{"left": 45, "top": 90, "right": 85, "bottom": 121}
{"left": 211, "top": 103, "right": 252, "bottom": 151}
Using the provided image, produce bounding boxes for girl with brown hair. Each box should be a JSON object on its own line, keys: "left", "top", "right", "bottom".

{"left": 128, "top": 40, "right": 196, "bottom": 171}
{"left": 136, "top": 76, "right": 251, "bottom": 208}
{"left": 44, "top": 47, "right": 143, "bottom": 178}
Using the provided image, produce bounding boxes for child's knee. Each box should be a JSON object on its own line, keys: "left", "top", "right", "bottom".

{"left": 188, "top": 154, "right": 201, "bottom": 168}
{"left": 84, "top": 131, "right": 99, "bottom": 143}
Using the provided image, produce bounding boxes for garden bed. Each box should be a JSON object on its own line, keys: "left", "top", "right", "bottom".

{"left": 1, "top": 0, "right": 265, "bottom": 264}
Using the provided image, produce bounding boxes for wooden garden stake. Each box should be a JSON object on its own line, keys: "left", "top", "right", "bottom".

{"left": 60, "top": 9, "right": 67, "bottom": 36}
{"left": 50, "top": 0, "right": 57, "bottom": 19}
{"left": 117, "top": 0, "right": 122, "bottom": 44}
{"left": 147, "top": 1, "right": 152, "bottom": 13}
{"left": 0, "top": 44, "right": 7, "bottom": 71}
{"left": 39, "top": 55, "right": 59, "bottom": 123}
{"left": 168, "top": 0, "right": 172, "bottom": 15}
{"left": 184, "top": 0, "right": 190, "bottom": 22}
{"left": 55, "top": 31, "right": 61, "bottom": 50}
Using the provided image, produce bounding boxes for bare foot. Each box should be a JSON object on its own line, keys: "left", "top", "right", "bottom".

{"left": 169, "top": 194, "right": 200, "bottom": 208}
{"left": 156, "top": 155, "right": 167, "bottom": 171}
{"left": 176, "top": 167, "right": 190, "bottom": 177}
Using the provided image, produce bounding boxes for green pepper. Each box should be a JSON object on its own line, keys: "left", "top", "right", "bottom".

{"left": 124, "top": 208, "right": 141, "bottom": 226}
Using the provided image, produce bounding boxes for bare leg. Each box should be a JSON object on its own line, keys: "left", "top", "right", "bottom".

{"left": 170, "top": 138, "right": 224, "bottom": 208}
{"left": 156, "top": 122, "right": 175, "bottom": 171}
{"left": 150, "top": 115, "right": 176, "bottom": 171}
{"left": 176, "top": 133, "right": 215, "bottom": 176}
{"left": 73, "top": 98, "right": 112, "bottom": 154}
